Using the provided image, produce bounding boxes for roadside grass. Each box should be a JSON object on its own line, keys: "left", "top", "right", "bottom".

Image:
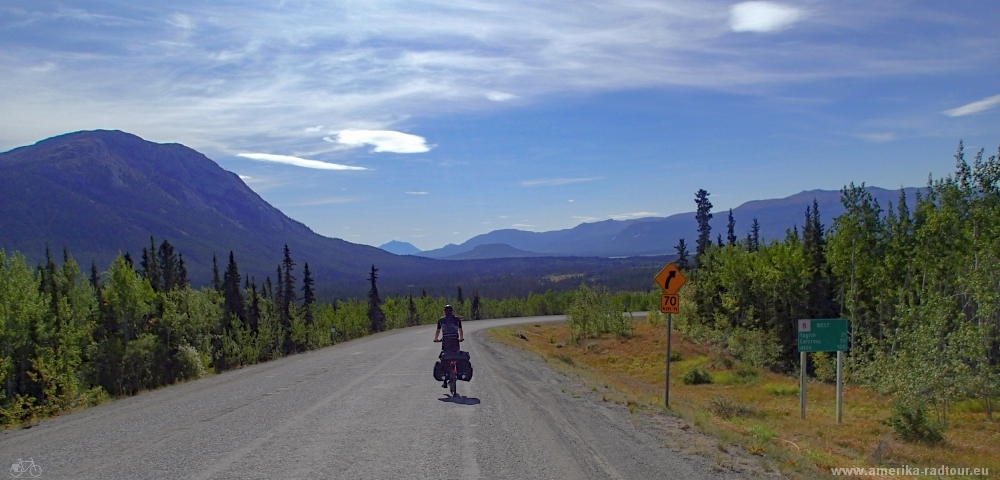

{"left": 487, "top": 319, "right": 1000, "bottom": 479}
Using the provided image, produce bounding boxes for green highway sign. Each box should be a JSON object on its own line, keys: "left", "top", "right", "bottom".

{"left": 797, "top": 318, "right": 849, "bottom": 352}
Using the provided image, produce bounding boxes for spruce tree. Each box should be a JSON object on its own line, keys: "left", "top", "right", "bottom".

{"left": 90, "top": 260, "right": 100, "bottom": 289}
{"left": 301, "top": 262, "right": 315, "bottom": 325}
{"left": 222, "top": 251, "right": 246, "bottom": 324}
{"left": 281, "top": 244, "right": 296, "bottom": 321}
{"left": 694, "top": 189, "right": 713, "bottom": 264}
{"left": 802, "top": 205, "right": 815, "bottom": 256}
{"left": 274, "top": 267, "right": 284, "bottom": 308}
{"left": 803, "top": 200, "right": 832, "bottom": 318}
{"left": 249, "top": 278, "right": 260, "bottom": 332}
{"left": 471, "top": 290, "right": 482, "bottom": 320}
{"left": 717, "top": 233, "right": 724, "bottom": 247}
{"left": 275, "top": 265, "right": 289, "bottom": 351}
{"left": 263, "top": 276, "right": 273, "bottom": 303}
{"left": 748, "top": 217, "right": 761, "bottom": 252}
{"left": 727, "top": 209, "right": 737, "bottom": 246}
{"left": 457, "top": 286, "right": 464, "bottom": 305}
{"left": 212, "top": 254, "right": 222, "bottom": 292}
{"left": 141, "top": 236, "right": 162, "bottom": 291}
{"left": 123, "top": 251, "right": 134, "bottom": 270}
{"left": 176, "top": 253, "right": 189, "bottom": 288}
{"left": 367, "top": 265, "right": 385, "bottom": 332}
{"left": 42, "top": 244, "right": 59, "bottom": 317}
{"left": 157, "top": 239, "right": 177, "bottom": 291}
{"left": 407, "top": 294, "right": 419, "bottom": 326}
{"left": 674, "top": 238, "right": 690, "bottom": 270}
{"left": 140, "top": 248, "right": 153, "bottom": 289}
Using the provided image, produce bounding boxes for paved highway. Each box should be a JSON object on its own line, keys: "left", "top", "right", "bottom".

{"left": 0, "top": 316, "right": 746, "bottom": 479}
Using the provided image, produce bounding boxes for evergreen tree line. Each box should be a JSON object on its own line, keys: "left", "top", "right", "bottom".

{"left": 673, "top": 142, "right": 1000, "bottom": 422}
{"left": 0, "top": 239, "right": 655, "bottom": 425}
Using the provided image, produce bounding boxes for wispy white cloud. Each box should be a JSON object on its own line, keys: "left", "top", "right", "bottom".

{"left": 572, "top": 216, "right": 600, "bottom": 222}
{"left": 28, "top": 62, "right": 57, "bottom": 73}
{"left": 609, "top": 212, "right": 658, "bottom": 219}
{"left": 0, "top": 1, "right": 989, "bottom": 153}
{"left": 512, "top": 224, "right": 534, "bottom": 228}
{"left": 167, "top": 13, "right": 194, "bottom": 30}
{"left": 327, "top": 129, "right": 430, "bottom": 153}
{"left": 521, "top": 177, "right": 600, "bottom": 187}
{"left": 857, "top": 132, "right": 896, "bottom": 142}
{"left": 729, "top": 2, "right": 803, "bottom": 33}
{"left": 304, "top": 125, "right": 324, "bottom": 133}
{"left": 405, "top": 191, "right": 428, "bottom": 195}
{"left": 236, "top": 153, "right": 366, "bottom": 170}
{"left": 943, "top": 94, "right": 1000, "bottom": 117}
{"left": 485, "top": 91, "right": 517, "bottom": 102}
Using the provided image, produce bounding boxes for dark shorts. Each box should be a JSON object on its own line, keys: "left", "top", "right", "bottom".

{"left": 441, "top": 338, "right": 460, "bottom": 352}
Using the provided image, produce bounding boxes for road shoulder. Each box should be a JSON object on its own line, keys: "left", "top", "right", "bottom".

{"left": 476, "top": 328, "right": 773, "bottom": 479}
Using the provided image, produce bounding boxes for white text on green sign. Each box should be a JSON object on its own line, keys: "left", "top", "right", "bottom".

{"left": 797, "top": 318, "right": 849, "bottom": 352}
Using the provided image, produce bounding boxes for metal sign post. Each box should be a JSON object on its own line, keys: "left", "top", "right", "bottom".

{"left": 654, "top": 262, "right": 686, "bottom": 410}
{"left": 666, "top": 314, "right": 672, "bottom": 408}
{"left": 800, "top": 352, "right": 807, "bottom": 419}
{"left": 836, "top": 350, "right": 844, "bottom": 423}
{"left": 797, "top": 318, "right": 849, "bottom": 423}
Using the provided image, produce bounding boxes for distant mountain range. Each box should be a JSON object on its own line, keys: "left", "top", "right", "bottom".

{"left": 378, "top": 240, "right": 421, "bottom": 256}
{"left": 415, "top": 187, "right": 920, "bottom": 259}
{"left": 0, "top": 130, "right": 672, "bottom": 298}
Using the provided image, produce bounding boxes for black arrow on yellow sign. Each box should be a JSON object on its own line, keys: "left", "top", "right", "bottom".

{"left": 663, "top": 270, "right": 676, "bottom": 291}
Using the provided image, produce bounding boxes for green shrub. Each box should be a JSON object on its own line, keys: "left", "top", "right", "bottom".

{"left": 670, "top": 350, "right": 682, "bottom": 362}
{"left": 708, "top": 395, "right": 759, "bottom": 419}
{"left": 552, "top": 353, "right": 574, "bottom": 365}
{"left": 173, "top": 345, "right": 207, "bottom": 382}
{"left": 683, "top": 367, "right": 713, "bottom": 385}
{"left": 747, "top": 422, "right": 776, "bottom": 443}
{"left": 811, "top": 352, "right": 837, "bottom": 383}
{"left": 733, "top": 367, "right": 761, "bottom": 384}
{"left": 881, "top": 402, "right": 944, "bottom": 444}
{"left": 762, "top": 383, "right": 799, "bottom": 396}
{"left": 566, "top": 284, "right": 632, "bottom": 342}
{"left": 121, "top": 333, "right": 160, "bottom": 395}
{"left": 726, "top": 328, "right": 781, "bottom": 371}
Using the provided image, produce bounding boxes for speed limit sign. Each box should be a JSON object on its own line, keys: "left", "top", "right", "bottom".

{"left": 660, "top": 294, "right": 679, "bottom": 314}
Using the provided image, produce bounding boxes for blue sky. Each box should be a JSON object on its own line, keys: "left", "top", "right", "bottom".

{"left": 1, "top": 0, "right": 998, "bottom": 250}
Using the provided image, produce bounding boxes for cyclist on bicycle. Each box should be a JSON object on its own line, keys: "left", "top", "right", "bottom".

{"left": 433, "top": 304, "right": 464, "bottom": 388}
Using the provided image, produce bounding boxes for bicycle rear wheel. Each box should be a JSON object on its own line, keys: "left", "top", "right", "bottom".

{"left": 449, "top": 371, "right": 457, "bottom": 396}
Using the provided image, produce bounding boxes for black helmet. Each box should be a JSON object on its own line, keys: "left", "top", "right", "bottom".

{"left": 444, "top": 304, "right": 453, "bottom": 311}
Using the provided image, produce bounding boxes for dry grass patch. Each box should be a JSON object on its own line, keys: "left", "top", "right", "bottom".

{"left": 487, "top": 318, "right": 1000, "bottom": 479}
